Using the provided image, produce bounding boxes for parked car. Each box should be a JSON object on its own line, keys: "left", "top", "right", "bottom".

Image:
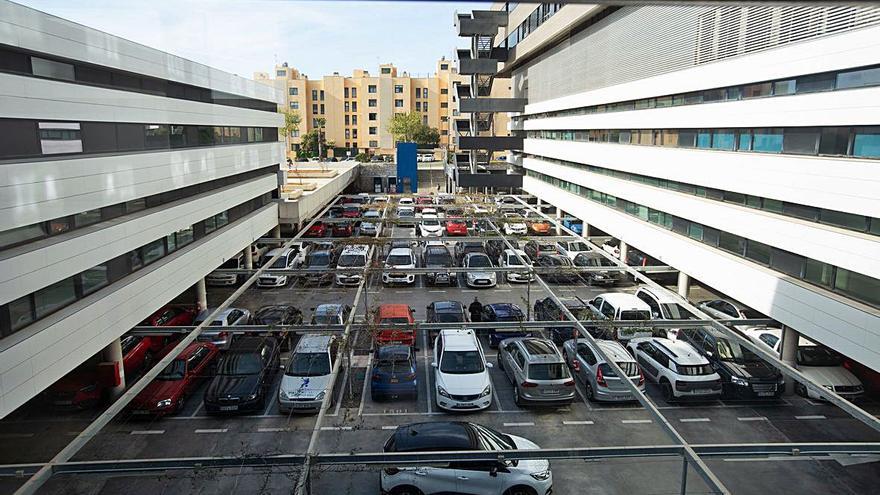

{"left": 498, "top": 248, "right": 532, "bottom": 283}
{"left": 523, "top": 240, "right": 559, "bottom": 260}
{"left": 432, "top": 329, "right": 493, "bottom": 411}
{"left": 627, "top": 337, "right": 722, "bottom": 402}
{"left": 304, "top": 221, "right": 327, "bottom": 238}
{"left": 300, "top": 248, "right": 336, "bottom": 286}
{"left": 425, "top": 299, "right": 467, "bottom": 346}
{"left": 253, "top": 304, "right": 303, "bottom": 348}
{"left": 415, "top": 195, "right": 434, "bottom": 205}
{"left": 327, "top": 206, "right": 344, "bottom": 218}
{"left": 486, "top": 239, "right": 518, "bottom": 262}
{"left": 563, "top": 338, "right": 644, "bottom": 402}
{"left": 498, "top": 337, "right": 576, "bottom": 407}
{"left": 371, "top": 345, "right": 418, "bottom": 400}
{"left": 397, "top": 206, "right": 417, "bottom": 229}
{"left": 375, "top": 304, "right": 416, "bottom": 347}
{"left": 310, "top": 303, "right": 352, "bottom": 325}
{"left": 634, "top": 286, "right": 697, "bottom": 338}
{"left": 359, "top": 209, "right": 382, "bottom": 236}
{"left": 194, "top": 307, "right": 252, "bottom": 350}
{"left": 698, "top": 299, "right": 769, "bottom": 328}
{"left": 482, "top": 303, "right": 527, "bottom": 348}
{"left": 602, "top": 238, "right": 621, "bottom": 258}
{"left": 454, "top": 240, "right": 486, "bottom": 262}
{"left": 342, "top": 203, "right": 362, "bottom": 218}
{"left": 533, "top": 254, "right": 579, "bottom": 283}
{"left": 463, "top": 252, "right": 497, "bottom": 288}
{"left": 332, "top": 220, "right": 354, "bottom": 237}
{"left": 679, "top": 327, "right": 784, "bottom": 400}
{"left": 585, "top": 293, "right": 652, "bottom": 341}
{"left": 445, "top": 218, "right": 468, "bottom": 236}
{"left": 129, "top": 342, "right": 219, "bottom": 416}
{"left": 418, "top": 214, "right": 444, "bottom": 237}
{"left": 423, "top": 241, "right": 456, "bottom": 286}
{"left": 335, "top": 244, "right": 369, "bottom": 286}
{"left": 204, "top": 336, "right": 280, "bottom": 414}
{"left": 140, "top": 305, "right": 197, "bottom": 327}
{"left": 527, "top": 215, "right": 552, "bottom": 235}
{"left": 556, "top": 240, "right": 591, "bottom": 259}
{"left": 398, "top": 196, "right": 415, "bottom": 206}
{"left": 380, "top": 421, "right": 552, "bottom": 495}
{"left": 206, "top": 252, "right": 245, "bottom": 286}
{"left": 278, "top": 334, "right": 338, "bottom": 413}
{"left": 533, "top": 296, "right": 592, "bottom": 344}
{"left": 383, "top": 247, "right": 417, "bottom": 286}
{"left": 257, "top": 247, "right": 301, "bottom": 288}
{"left": 502, "top": 212, "right": 528, "bottom": 235}
{"left": 572, "top": 251, "right": 624, "bottom": 286}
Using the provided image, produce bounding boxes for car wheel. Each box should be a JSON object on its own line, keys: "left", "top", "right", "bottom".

{"left": 504, "top": 486, "right": 538, "bottom": 495}
{"left": 795, "top": 382, "right": 807, "bottom": 398}
{"left": 390, "top": 486, "right": 424, "bottom": 495}
{"left": 497, "top": 354, "right": 505, "bottom": 372}
{"left": 661, "top": 379, "right": 675, "bottom": 402}
{"left": 514, "top": 387, "right": 523, "bottom": 407}
{"left": 585, "top": 382, "right": 595, "bottom": 402}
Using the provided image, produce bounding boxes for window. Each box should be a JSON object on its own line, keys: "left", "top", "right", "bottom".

{"left": 818, "top": 127, "right": 850, "bottom": 155}
{"left": 311, "top": 89, "right": 318, "bottom": 100}
{"left": 345, "top": 129, "right": 350, "bottom": 139}
{"left": 31, "top": 57, "right": 75, "bottom": 81}
{"left": 770, "top": 249, "right": 804, "bottom": 277}
{"left": 352, "top": 101, "right": 357, "bottom": 111}
{"left": 319, "top": 90, "right": 324, "bottom": 101}
{"left": 742, "top": 82, "right": 772, "bottom": 98}
{"left": 80, "top": 264, "right": 109, "bottom": 295}
{"left": 320, "top": 104, "right": 324, "bottom": 114}
{"left": 696, "top": 131, "right": 712, "bottom": 148}
{"left": 718, "top": 232, "right": 745, "bottom": 255}
{"left": 441, "top": 102, "right": 448, "bottom": 108}
{"left": 819, "top": 209, "right": 867, "bottom": 231}
{"left": 344, "top": 87, "right": 349, "bottom": 98}
{"left": 852, "top": 127, "right": 880, "bottom": 158}
{"left": 142, "top": 239, "right": 165, "bottom": 265}
{"left": 368, "top": 85, "right": 377, "bottom": 93}
{"left": 0, "top": 224, "right": 46, "bottom": 250}
{"left": 394, "top": 99, "right": 404, "bottom": 107}
{"left": 441, "top": 88, "right": 448, "bottom": 95}
{"left": 804, "top": 259, "right": 833, "bottom": 287}
{"left": 711, "top": 130, "right": 735, "bottom": 150}
{"left": 289, "top": 87, "right": 298, "bottom": 96}
{"left": 351, "top": 87, "right": 357, "bottom": 98}
{"left": 394, "top": 85, "right": 403, "bottom": 93}
{"left": 276, "top": 70, "right": 286, "bottom": 77}
{"left": 352, "top": 115, "right": 358, "bottom": 125}
{"left": 369, "top": 113, "right": 377, "bottom": 120}
{"left": 836, "top": 67, "right": 880, "bottom": 89}
{"left": 423, "top": 102, "right": 428, "bottom": 112}
{"left": 352, "top": 129, "right": 358, "bottom": 138}
{"left": 783, "top": 127, "right": 819, "bottom": 154}
{"left": 291, "top": 101, "right": 299, "bottom": 110}
{"left": 381, "top": 67, "right": 391, "bottom": 74}
{"left": 312, "top": 103, "right": 318, "bottom": 114}
{"left": 34, "top": 278, "right": 76, "bottom": 318}
{"left": 796, "top": 73, "right": 836, "bottom": 94}
{"left": 415, "top": 102, "right": 421, "bottom": 111}
{"left": 144, "top": 124, "right": 170, "bottom": 149}
{"left": 738, "top": 130, "right": 752, "bottom": 151}
{"left": 440, "top": 64, "right": 448, "bottom": 70}
{"left": 344, "top": 114, "right": 350, "bottom": 125}
{"left": 7, "top": 296, "right": 34, "bottom": 333}
{"left": 752, "top": 128, "right": 783, "bottom": 153}
{"left": 773, "top": 79, "right": 796, "bottom": 95}
{"left": 0, "top": 120, "right": 40, "bottom": 158}
{"left": 834, "top": 268, "right": 880, "bottom": 306}
{"left": 74, "top": 209, "right": 102, "bottom": 227}
{"left": 369, "top": 140, "right": 378, "bottom": 147}
{"left": 39, "top": 122, "right": 82, "bottom": 154}
{"left": 368, "top": 99, "right": 377, "bottom": 107}
{"left": 745, "top": 240, "right": 771, "bottom": 265}
{"left": 369, "top": 127, "right": 377, "bottom": 135}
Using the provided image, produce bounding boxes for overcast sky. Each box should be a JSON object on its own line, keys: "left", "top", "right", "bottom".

{"left": 19, "top": 0, "right": 483, "bottom": 79}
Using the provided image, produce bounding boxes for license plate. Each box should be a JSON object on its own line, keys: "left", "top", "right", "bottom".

{"left": 544, "top": 389, "right": 559, "bottom": 395}
{"left": 390, "top": 379, "right": 399, "bottom": 383}
{"left": 293, "top": 402, "right": 314, "bottom": 408}
{"left": 695, "top": 389, "right": 712, "bottom": 394}
{"left": 758, "top": 391, "right": 775, "bottom": 397}
{"left": 132, "top": 410, "right": 151, "bottom": 415}
{"left": 219, "top": 405, "right": 238, "bottom": 411}
{"left": 458, "top": 403, "right": 473, "bottom": 408}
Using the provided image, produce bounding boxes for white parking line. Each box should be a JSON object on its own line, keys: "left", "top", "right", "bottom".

{"left": 320, "top": 426, "right": 353, "bottom": 431}
{"left": 795, "top": 415, "right": 827, "bottom": 420}
{"left": 503, "top": 422, "right": 535, "bottom": 427}
{"left": 194, "top": 428, "right": 228, "bottom": 433}
{"left": 257, "top": 427, "right": 288, "bottom": 433}
{"left": 679, "top": 418, "right": 711, "bottom": 423}
{"left": 737, "top": 416, "right": 769, "bottom": 422}
{"left": 130, "top": 430, "right": 164, "bottom": 435}
{"left": 331, "top": 353, "right": 353, "bottom": 417}
{"left": 395, "top": 290, "right": 413, "bottom": 294}
{"left": 621, "top": 419, "right": 653, "bottom": 424}
{"left": 562, "top": 420, "right": 594, "bottom": 425}
{"left": 189, "top": 402, "right": 205, "bottom": 418}
{"left": 381, "top": 425, "right": 399, "bottom": 430}
{"left": 495, "top": 289, "right": 512, "bottom": 292}
{"left": 422, "top": 329, "right": 434, "bottom": 415}
{"left": 428, "top": 290, "right": 447, "bottom": 293}
{"left": 357, "top": 352, "right": 374, "bottom": 417}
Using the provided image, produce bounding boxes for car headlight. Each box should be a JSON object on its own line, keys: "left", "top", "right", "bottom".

{"left": 466, "top": 273, "right": 476, "bottom": 280}
{"left": 730, "top": 376, "right": 748, "bottom": 387}
{"left": 156, "top": 399, "right": 173, "bottom": 408}
{"left": 530, "top": 469, "right": 551, "bottom": 481}
{"left": 438, "top": 386, "right": 450, "bottom": 398}
{"left": 247, "top": 393, "right": 258, "bottom": 400}
{"left": 480, "top": 385, "right": 491, "bottom": 398}
{"left": 823, "top": 385, "right": 834, "bottom": 391}
{"left": 315, "top": 391, "right": 326, "bottom": 401}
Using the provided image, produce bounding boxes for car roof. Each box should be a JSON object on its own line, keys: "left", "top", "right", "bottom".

{"left": 650, "top": 337, "right": 708, "bottom": 365}
{"left": 635, "top": 287, "right": 680, "bottom": 304}
{"left": 229, "top": 336, "right": 275, "bottom": 353}
{"left": 502, "top": 248, "right": 528, "bottom": 256}
{"left": 440, "top": 329, "right": 479, "bottom": 350}
{"left": 341, "top": 244, "right": 369, "bottom": 254}
{"left": 464, "top": 252, "right": 490, "bottom": 260}
{"left": 390, "top": 422, "right": 475, "bottom": 452}
{"left": 599, "top": 293, "right": 651, "bottom": 311}
{"left": 558, "top": 297, "right": 589, "bottom": 309}
{"left": 295, "top": 334, "right": 334, "bottom": 352}
{"left": 388, "top": 247, "right": 413, "bottom": 256}
{"left": 593, "top": 339, "right": 634, "bottom": 362}
{"left": 515, "top": 338, "right": 562, "bottom": 362}
{"left": 431, "top": 300, "right": 463, "bottom": 311}
{"left": 378, "top": 304, "right": 411, "bottom": 316}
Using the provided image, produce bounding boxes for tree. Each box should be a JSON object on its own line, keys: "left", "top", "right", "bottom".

{"left": 299, "top": 129, "right": 323, "bottom": 157}
{"left": 315, "top": 117, "right": 327, "bottom": 159}
{"left": 386, "top": 112, "right": 423, "bottom": 143}
{"left": 280, "top": 110, "right": 301, "bottom": 141}
{"left": 413, "top": 126, "right": 440, "bottom": 147}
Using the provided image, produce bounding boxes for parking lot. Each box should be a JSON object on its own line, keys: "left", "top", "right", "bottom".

{"left": 2, "top": 193, "right": 880, "bottom": 495}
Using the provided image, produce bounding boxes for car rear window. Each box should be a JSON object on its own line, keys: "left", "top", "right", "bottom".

{"left": 620, "top": 310, "right": 651, "bottom": 320}
{"left": 381, "top": 317, "right": 410, "bottom": 324}
{"left": 528, "top": 363, "right": 570, "bottom": 380}
{"left": 676, "top": 364, "right": 714, "bottom": 376}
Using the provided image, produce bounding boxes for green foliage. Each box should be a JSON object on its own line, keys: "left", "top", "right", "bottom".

{"left": 413, "top": 125, "right": 440, "bottom": 146}
{"left": 355, "top": 152, "right": 369, "bottom": 162}
{"left": 299, "top": 129, "right": 323, "bottom": 156}
{"left": 280, "top": 110, "right": 301, "bottom": 137}
{"left": 386, "top": 112, "right": 423, "bottom": 143}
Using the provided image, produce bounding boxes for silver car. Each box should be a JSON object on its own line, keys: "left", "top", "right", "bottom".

{"left": 497, "top": 337, "right": 575, "bottom": 407}
{"left": 194, "top": 307, "right": 251, "bottom": 350}
{"left": 278, "top": 334, "right": 338, "bottom": 413}
{"left": 562, "top": 338, "right": 644, "bottom": 402}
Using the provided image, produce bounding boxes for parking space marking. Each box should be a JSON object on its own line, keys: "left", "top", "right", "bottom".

{"left": 795, "top": 415, "right": 827, "bottom": 420}
{"left": 320, "top": 426, "right": 353, "bottom": 431}
{"left": 737, "top": 416, "right": 768, "bottom": 422}
{"left": 503, "top": 422, "right": 535, "bottom": 427}
{"left": 428, "top": 290, "right": 447, "bottom": 293}
{"left": 422, "top": 329, "right": 434, "bottom": 415}
{"left": 357, "top": 351, "right": 374, "bottom": 417}
{"left": 194, "top": 428, "right": 228, "bottom": 434}
{"left": 562, "top": 420, "right": 594, "bottom": 425}
{"left": 381, "top": 425, "right": 399, "bottom": 430}
{"left": 488, "top": 373, "right": 504, "bottom": 412}
{"left": 189, "top": 402, "right": 205, "bottom": 418}
{"left": 257, "top": 427, "right": 288, "bottom": 433}
{"left": 495, "top": 289, "right": 512, "bottom": 292}
{"left": 130, "top": 430, "right": 164, "bottom": 435}
{"left": 571, "top": 375, "right": 594, "bottom": 412}
{"left": 621, "top": 419, "right": 653, "bottom": 424}
{"left": 362, "top": 411, "right": 444, "bottom": 417}
{"left": 394, "top": 290, "right": 413, "bottom": 294}
{"left": 679, "top": 417, "right": 711, "bottom": 423}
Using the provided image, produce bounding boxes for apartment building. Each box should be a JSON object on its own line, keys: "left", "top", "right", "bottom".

{"left": 255, "top": 58, "right": 508, "bottom": 157}
{"left": 0, "top": 1, "right": 284, "bottom": 417}
{"left": 481, "top": 3, "right": 880, "bottom": 371}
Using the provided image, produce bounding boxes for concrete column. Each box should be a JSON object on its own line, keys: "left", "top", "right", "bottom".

{"left": 780, "top": 326, "right": 799, "bottom": 395}
{"left": 619, "top": 241, "right": 628, "bottom": 262}
{"left": 102, "top": 338, "right": 125, "bottom": 399}
{"left": 581, "top": 221, "right": 590, "bottom": 237}
{"left": 272, "top": 224, "right": 282, "bottom": 238}
{"left": 555, "top": 209, "right": 562, "bottom": 235}
{"left": 677, "top": 271, "right": 690, "bottom": 298}
{"left": 196, "top": 277, "right": 208, "bottom": 311}
{"left": 244, "top": 247, "right": 254, "bottom": 270}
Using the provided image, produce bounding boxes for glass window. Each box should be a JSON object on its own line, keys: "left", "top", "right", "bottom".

{"left": 742, "top": 82, "right": 772, "bottom": 98}
{"left": 796, "top": 73, "right": 836, "bottom": 94}
{"left": 804, "top": 259, "right": 833, "bottom": 287}
{"left": 770, "top": 249, "right": 804, "bottom": 277}
{"left": 702, "top": 88, "right": 727, "bottom": 102}
{"left": 142, "top": 239, "right": 165, "bottom": 265}
{"left": 738, "top": 130, "right": 752, "bottom": 151}
{"left": 80, "top": 264, "right": 109, "bottom": 295}
{"left": 702, "top": 226, "right": 720, "bottom": 246}
{"left": 836, "top": 66, "right": 880, "bottom": 89}
{"left": 165, "top": 232, "right": 177, "bottom": 253}
{"left": 745, "top": 240, "right": 771, "bottom": 265}
{"left": 722, "top": 191, "right": 745, "bottom": 205}
{"left": 34, "top": 278, "right": 77, "bottom": 318}
{"left": 678, "top": 130, "right": 696, "bottom": 147}
{"left": 8, "top": 295, "right": 34, "bottom": 332}
{"left": 144, "top": 124, "right": 170, "bottom": 149}
{"left": 782, "top": 202, "right": 818, "bottom": 221}
{"left": 711, "top": 130, "right": 736, "bottom": 150}
{"left": 763, "top": 198, "right": 783, "bottom": 213}
{"left": 0, "top": 224, "right": 47, "bottom": 249}
{"left": 752, "top": 128, "right": 783, "bottom": 153}
{"left": 834, "top": 268, "right": 880, "bottom": 306}
{"left": 215, "top": 211, "right": 229, "bottom": 228}
{"left": 74, "top": 209, "right": 102, "bottom": 228}
{"left": 31, "top": 57, "right": 75, "bottom": 80}
{"left": 773, "top": 79, "right": 796, "bottom": 95}
{"left": 687, "top": 223, "right": 704, "bottom": 241}
{"left": 852, "top": 127, "right": 880, "bottom": 158}
{"left": 818, "top": 127, "right": 850, "bottom": 155}
{"left": 204, "top": 216, "right": 217, "bottom": 234}
{"left": 655, "top": 96, "right": 672, "bottom": 108}
{"left": 696, "top": 131, "right": 712, "bottom": 148}
{"left": 819, "top": 210, "right": 867, "bottom": 231}
{"left": 718, "top": 232, "right": 745, "bottom": 255}
{"left": 783, "top": 127, "right": 819, "bottom": 155}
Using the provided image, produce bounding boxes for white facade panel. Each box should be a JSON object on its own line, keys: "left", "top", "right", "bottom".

{"left": 524, "top": 139, "right": 880, "bottom": 218}
{"left": 523, "top": 176, "right": 880, "bottom": 371}
{"left": 1, "top": 142, "right": 283, "bottom": 230}
{"left": 0, "top": 73, "right": 282, "bottom": 126}
{"left": 0, "top": 0, "right": 279, "bottom": 104}
{"left": 0, "top": 204, "right": 278, "bottom": 418}
{"left": 524, "top": 156, "right": 880, "bottom": 278}
{"left": 0, "top": 175, "right": 276, "bottom": 306}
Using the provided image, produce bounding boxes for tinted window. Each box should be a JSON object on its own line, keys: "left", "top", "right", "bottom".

{"left": 0, "top": 120, "right": 40, "bottom": 158}
{"left": 218, "top": 353, "right": 263, "bottom": 375}
{"left": 852, "top": 127, "right": 880, "bottom": 158}
{"left": 287, "top": 352, "right": 331, "bottom": 376}
{"left": 31, "top": 57, "right": 74, "bottom": 80}
{"left": 836, "top": 66, "right": 880, "bottom": 89}
{"left": 440, "top": 350, "right": 484, "bottom": 374}
{"left": 796, "top": 73, "right": 835, "bottom": 94}
{"left": 528, "top": 363, "right": 570, "bottom": 380}
{"left": 783, "top": 128, "right": 819, "bottom": 154}
{"left": 34, "top": 278, "right": 76, "bottom": 318}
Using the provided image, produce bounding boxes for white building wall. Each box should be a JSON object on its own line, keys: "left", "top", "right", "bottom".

{"left": 0, "top": 204, "right": 278, "bottom": 418}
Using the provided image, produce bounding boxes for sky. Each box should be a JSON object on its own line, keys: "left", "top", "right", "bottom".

{"left": 19, "top": 0, "right": 484, "bottom": 79}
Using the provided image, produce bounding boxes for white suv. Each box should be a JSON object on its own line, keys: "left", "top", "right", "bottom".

{"left": 382, "top": 247, "right": 416, "bottom": 285}
{"left": 433, "top": 329, "right": 493, "bottom": 411}
{"left": 418, "top": 214, "right": 443, "bottom": 237}
{"left": 502, "top": 212, "right": 527, "bottom": 235}
{"left": 381, "top": 421, "right": 552, "bottom": 495}
{"left": 335, "top": 245, "right": 369, "bottom": 286}
{"left": 627, "top": 337, "right": 722, "bottom": 401}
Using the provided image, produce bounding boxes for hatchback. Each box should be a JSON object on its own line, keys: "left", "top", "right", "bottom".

{"left": 371, "top": 345, "right": 418, "bottom": 400}
{"left": 498, "top": 337, "right": 575, "bottom": 407}
{"left": 278, "top": 334, "right": 338, "bottom": 413}
{"left": 562, "top": 338, "right": 644, "bottom": 402}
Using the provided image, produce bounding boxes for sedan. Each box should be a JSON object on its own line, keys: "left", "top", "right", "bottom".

{"left": 204, "top": 337, "right": 280, "bottom": 414}
{"left": 141, "top": 305, "right": 197, "bottom": 327}
{"left": 463, "top": 252, "right": 497, "bottom": 288}
{"left": 371, "top": 345, "right": 418, "bottom": 400}
{"left": 129, "top": 342, "right": 219, "bottom": 416}
{"left": 533, "top": 254, "right": 580, "bottom": 283}
{"left": 195, "top": 307, "right": 252, "bottom": 350}
{"left": 253, "top": 305, "right": 303, "bottom": 348}
{"left": 342, "top": 204, "right": 362, "bottom": 218}
{"left": 332, "top": 221, "right": 354, "bottom": 237}
{"left": 304, "top": 222, "right": 327, "bottom": 238}
{"left": 445, "top": 219, "right": 468, "bottom": 236}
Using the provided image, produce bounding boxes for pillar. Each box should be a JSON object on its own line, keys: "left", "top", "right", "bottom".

{"left": 581, "top": 220, "right": 590, "bottom": 237}
{"left": 555, "top": 209, "right": 562, "bottom": 235}
{"left": 780, "top": 326, "right": 799, "bottom": 395}
{"left": 619, "top": 241, "right": 628, "bottom": 262}
{"left": 244, "top": 246, "right": 254, "bottom": 270}
{"left": 102, "top": 338, "right": 125, "bottom": 398}
{"left": 677, "top": 271, "right": 690, "bottom": 298}
{"left": 272, "top": 224, "right": 282, "bottom": 238}
{"left": 196, "top": 277, "right": 208, "bottom": 311}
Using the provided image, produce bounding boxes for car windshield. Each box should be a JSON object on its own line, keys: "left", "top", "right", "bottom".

{"left": 435, "top": 312, "right": 464, "bottom": 323}
{"left": 312, "top": 313, "right": 339, "bottom": 325}
{"left": 797, "top": 346, "right": 844, "bottom": 367}
{"left": 715, "top": 338, "right": 763, "bottom": 363}
{"left": 387, "top": 254, "right": 412, "bottom": 265}
{"left": 662, "top": 303, "right": 696, "bottom": 319}
{"left": 286, "top": 352, "right": 331, "bottom": 376}
{"left": 422, "top": 219, "right": 440, "bottom": 226}
{"left": 471, "top": 423, "right": 515, "bottom": 451}
{"left": 338, "top": 254, "right": 365, "bottom": 267}
{"left": 344, "top": 206, "right": 359, "bottom": 213}
{"left": 156, "top": 359, "right": 186, "bottom": 381}
{"left": 307, "top": 253, "right": 330, "bottom": 267}
{"left": 381, "top": 317, "right": 411, "bottom": 324}
{"left": 468, "top": 255, "right": 492, "bottom": 268}
{"left": 218, "top": 353, "right": 262, "bottom": 375}
{"left": 425, "top": 250, "right": 452, "bottom": 265}
{"left": 268, "top": 255, "right": 291, "bottom": 269}
{"left": 506, "top": 254, "right": 528, "bottom": 266}
{"left": 575, "top": 255, "right": 615, "bottom": 267}
{"left": 528, "top": 363, "right": 570, "bottom": 380}
{"left": 620, "top": 310, "right": 651, "bottom": 320}
{"left": 440, "top": 350, "right": 484, "bottom": 374}
{"left": 566, "top": 242, "right": 589, "bottom": 252}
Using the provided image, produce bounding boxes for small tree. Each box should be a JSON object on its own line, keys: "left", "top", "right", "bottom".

{"left": 315, "top": 117, "right": 327, "bottom": 159}
{"left": 387, "top": 112, "right": 422, "bottom": 143}
{"left": 355, "top": 152, "right": 369, "bottom": 162}
{"left": 280, "top": 110, "right": 301, "bottom": 156}
{"left": 299, "top": 129, "right": 323, "bottom": 157}
{"left": 413, "top": 125, "right": 440, "bottom": 147}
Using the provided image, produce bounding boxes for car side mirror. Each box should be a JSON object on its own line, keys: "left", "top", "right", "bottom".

{"left": 652, "top": 311, "right": 660, "bottom": 319}
{"left": 485, "top": 362, "right": 493, "bottom": 368}
{"left": 489, "top": 466, "right": 498, "bottom": 477}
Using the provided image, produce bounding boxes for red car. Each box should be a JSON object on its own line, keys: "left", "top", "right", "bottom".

{"left": 415, "top": 196, "right": 434, "bottom": 205}
{"left": 445, "top": 219, "right": 468, "bottom": 236}
{"left": 342, "top": 204, "right": 362, "bottom": 218}
{"left": 305, "top": 222, "right": 327, "bottom": 238}
{"left": 141, "top": 305, "right": 197, "bottom": 327}
{"left": 375, "top": 304, "right": 416, "bottom": 347}
{"left": 129, "top": 342, "right": 219, "bottom": 416}
{"left": 332, "top": 221, "right": 353, "bottom": 237}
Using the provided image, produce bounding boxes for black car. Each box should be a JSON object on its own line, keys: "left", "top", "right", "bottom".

{"left": 572, "top": 251, "right": 624, "bottom": 286}
{"left": 485, "top": 239, "right": 520, "bottom": 261}
{"left": 533, "top": 296, "right": 593, "bottom": 344}
{"left": 453, "top": 241, "right": 486, "bottom": 263}
{"left": 523, "top": 240, "right": 559, "bottom": 260}
{"left": 533, "top": 254, "right": 580, "bottom": 283}
{"left": 253, "top": 305, "right": 303, "bottom": 349}
{"left": 423, "top": 243, "right": 456, "bottom": 286}
{"left": 679, "top": 327, "right": 785, "bottom": 400}
{"left": 426, "top": 300, "right": 468, "bottom": 346}
{"left": 300, "top": 249, "right": 336, "bottom": 286}
{"left": 482, "top": 303, "right": 527, "bottom": 348}
{"left": 327, "top": 206, "right": 344, "bottom": 218}
{"left": 204, "top": 337, "right": 281, "bottom": 414}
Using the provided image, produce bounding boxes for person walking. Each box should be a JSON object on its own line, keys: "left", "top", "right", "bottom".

{"left": 469, "top": 297, "right": 483, "bottom": 323}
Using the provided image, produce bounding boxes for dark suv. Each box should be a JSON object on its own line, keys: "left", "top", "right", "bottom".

{"left": 426, "top": 300, "right": 468, "bottom": 346}
{"left": 533, "top": 296, "right": 593, "bottom": 344}
{"left": 679, "top": 327, "right": 784, "bottom": 400}
{"left": 204, "top": 337, "right": 281, "bottom": 414}
{"left": 422, "top": 243, "right": 456, "bottom": 286}
{"left": 482, "top": 303, "right": 527, "bottom": 348}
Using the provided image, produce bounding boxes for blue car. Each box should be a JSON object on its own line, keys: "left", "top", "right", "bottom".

{"left": 371, "top": 345, "right": 418, "bottom": 400}
{"left": 482, "top": 303, "right": 529, "bottom": 348}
